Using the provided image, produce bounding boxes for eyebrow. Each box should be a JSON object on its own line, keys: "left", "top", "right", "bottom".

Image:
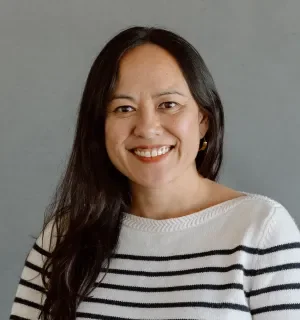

{"left": 109, "top": 90, "right": 186, "bottom": 102}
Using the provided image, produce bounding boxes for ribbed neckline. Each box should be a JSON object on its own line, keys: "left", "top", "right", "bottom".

{"left": 122, "top": 192, "right": 258, "bottom": 232}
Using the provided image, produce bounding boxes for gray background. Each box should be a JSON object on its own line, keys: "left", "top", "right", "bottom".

{"left": 1, "top": 0, "right": 299, "bottom": 316}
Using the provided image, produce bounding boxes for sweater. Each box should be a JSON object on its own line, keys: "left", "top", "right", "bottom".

{"left": 10, "top": 192, "right": 300, "bottom": 319}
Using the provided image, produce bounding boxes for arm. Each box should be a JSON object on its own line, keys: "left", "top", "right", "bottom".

{"left": 249, "top": 204, "right": 300, "bottom": 319}
{"left": 10, "top": 221, "right": 54, "bottom": 320}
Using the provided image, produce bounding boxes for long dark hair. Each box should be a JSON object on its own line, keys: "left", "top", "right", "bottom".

{"left": 40, "top": 26, "right": 224, "bottom": 319}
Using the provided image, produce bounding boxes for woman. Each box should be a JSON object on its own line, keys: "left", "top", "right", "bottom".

{"left": 10, "top": 26, "right": 300, "bottom": 319}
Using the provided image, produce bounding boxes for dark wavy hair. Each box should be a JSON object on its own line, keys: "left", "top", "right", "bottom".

{"left": 40, "top": 26, "right": 224, "bottom": 319}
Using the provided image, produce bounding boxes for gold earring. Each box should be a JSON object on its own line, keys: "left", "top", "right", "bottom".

{"left": 199, "top": 137, "right": 207, "bottom": 151}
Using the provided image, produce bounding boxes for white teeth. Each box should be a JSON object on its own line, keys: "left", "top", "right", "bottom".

{"left": 133, "top": 146, "right": 171, "bottom": 158}
{"left": 151, "top": 149, "right": 158, "bottom": 157}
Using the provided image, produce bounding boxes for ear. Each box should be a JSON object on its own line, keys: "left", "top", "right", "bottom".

{"left": 199, "top": 113, "right": 209, "bottom": 138}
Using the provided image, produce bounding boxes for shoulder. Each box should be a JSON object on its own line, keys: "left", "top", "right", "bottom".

{"left": 228, "top": 192, "right": 289, "bottom": 218}
{"left": 35, "top": 218, "right": 58, "bottom": 255}
{"left": 236, "top": 192, "right": 292, "bottom": 220}
{"left": 229, "top": 192, "right": 300, "bottom": 247}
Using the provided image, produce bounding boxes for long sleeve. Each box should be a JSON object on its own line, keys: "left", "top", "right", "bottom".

{"left": 10, "top": 221, "right": 54, "bottom": 320}
{"left": 249, "top": 204, "right": 300, "bottom": 319}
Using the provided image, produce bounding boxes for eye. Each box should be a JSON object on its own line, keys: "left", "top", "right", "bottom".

{"left": 114, "top": 105, "right": 135, "bottom": 113}
{"left": 159, "top": 101, "right": 179, "bottom": 109}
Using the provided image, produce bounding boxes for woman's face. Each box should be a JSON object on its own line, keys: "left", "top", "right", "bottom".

{"left": 105, "top": 44, "right": 208, "bottom": 188}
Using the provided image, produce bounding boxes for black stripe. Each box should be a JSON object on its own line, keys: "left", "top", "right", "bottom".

{"left": 25, "top": 258, "right": 299, "bottom": 283}
{"left": 245, "top": 263, "right": 300, "bottom": 276}
{"left": 76, "top": 312, "right": 198, "bottom": 320}
{"left": 82, "top": 297, "right": 250, "bottom": 312}
{"left": 19, "top": 278, "right": 46, "bottom": 294}
{"left": 33, "top": 243, "right": 51, "bottom": 258}
{"left": 97, "top": 282, "right": 243, "bottom": 292}
{"left": 112, "top": 242, "right": 300, "bottom": 261}
{"left": 10, "top": 316, "right": 31, "bottom": 320}
{"left": 247, "top": 283, "right": 300, "bottom": 297}
{"left": 251, "top": 303, "right": 300, "bottom": 315}
{"left": 101, "top": 264, "right": 245, "bottom": 276}
{"left": 14, "top": 297, "right": 42, "bottom": 310}
{"left": 25, "top": 261, "right": 43, "bottom": 273}
{"left": 96, "top": 281, "right": 300, "bottom": 298}
{"left": 100, "top": 263, "right": 300, "bottom": 277}
{"left": 25, "top": 261, "right": 50, "bottom": 277}
{"left": 257, "top": 243, "right": 300, "bottom": 254}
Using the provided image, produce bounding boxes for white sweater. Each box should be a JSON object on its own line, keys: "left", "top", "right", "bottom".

{"left": 10, "top": 192, "right": 300, "bottom": 319}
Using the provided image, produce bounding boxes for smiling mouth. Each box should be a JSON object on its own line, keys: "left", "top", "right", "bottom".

{"left": 130, "top": 146, "right": 175, "bottom": 158}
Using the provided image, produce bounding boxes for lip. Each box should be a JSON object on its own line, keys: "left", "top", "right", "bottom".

{"left": 129, "top": 144, "right": 174, "bottom": 151}
{"left": 131, "top": 146, "right": 174, "bottom": 163}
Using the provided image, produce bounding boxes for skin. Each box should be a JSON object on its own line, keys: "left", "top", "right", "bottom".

{"left": 105, "top": 44, "right": 243, "bottom": 219}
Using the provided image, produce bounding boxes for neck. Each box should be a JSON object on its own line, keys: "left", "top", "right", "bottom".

{"left": 129, "top": 166, "right": 213, "bottom": 220}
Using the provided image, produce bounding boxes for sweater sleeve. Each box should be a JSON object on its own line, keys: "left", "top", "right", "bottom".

{"left": 10, "top": 221, "right": 55, "bottom": 320}
{"left": 249, "top": 204, "right": 300, "bottom": 319}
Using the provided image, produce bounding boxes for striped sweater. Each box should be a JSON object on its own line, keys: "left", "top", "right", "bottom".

{"left": 10, "top": 192, "right": 300, "bottom": 319}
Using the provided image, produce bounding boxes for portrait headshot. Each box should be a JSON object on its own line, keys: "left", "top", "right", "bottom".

{"left": 2, "top": 1, "right": 300, "bottom": 319}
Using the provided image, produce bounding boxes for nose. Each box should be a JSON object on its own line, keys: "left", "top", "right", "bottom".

{"left": 133, "top": 107, "right": 163, "bottom": 139}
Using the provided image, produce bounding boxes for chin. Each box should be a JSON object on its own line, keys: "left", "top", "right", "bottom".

{"left": 130, "top": 174, "right": 176, "bottom": 189}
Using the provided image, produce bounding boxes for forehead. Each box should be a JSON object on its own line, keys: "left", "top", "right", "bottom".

{"left": 114, "top": 44, "right": 190, "bottom": 93}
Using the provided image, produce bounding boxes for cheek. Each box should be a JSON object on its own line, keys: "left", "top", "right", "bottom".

{"left": 104, "top": 120, "right": 118, "bottom": 161}
{"left": 105, "top": 119, "right": 129, "bottom": 154}
{"left": 172, "top": 112, "right": 200, "bottom": 142}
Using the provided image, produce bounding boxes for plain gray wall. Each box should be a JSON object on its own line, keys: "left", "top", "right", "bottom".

{"left": 1, "top": 0, "right": 300, "bottom": 316}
